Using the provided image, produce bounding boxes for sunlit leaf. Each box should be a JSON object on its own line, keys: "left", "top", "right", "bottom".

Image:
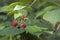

{"left": 8, "top": 2, "right": 24, "bottom": 10}
{"left": 14, "top": 5, "right": 26, "bottom": 10}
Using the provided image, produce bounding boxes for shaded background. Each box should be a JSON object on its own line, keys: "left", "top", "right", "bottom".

{"left": 0, "top": 0, "right": 19, "bottom": 6}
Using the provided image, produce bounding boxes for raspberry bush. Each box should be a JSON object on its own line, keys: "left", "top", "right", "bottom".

{"left": 0, "top": 0, "right": 60, "bottom": 40}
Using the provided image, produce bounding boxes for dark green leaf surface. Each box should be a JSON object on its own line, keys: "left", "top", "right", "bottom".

{"left": 0, "top": 26, "right": 25, "bottom": 35}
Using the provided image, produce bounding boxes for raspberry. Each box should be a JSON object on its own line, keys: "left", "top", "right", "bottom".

{"left": 21, "top": 23, "right": 26, "bottom": 28}
{"left": 12, "top": 21, "right": 17, "bottom": 27}
{"left": 21, "top": 15, "right": 26, "bottom": 20}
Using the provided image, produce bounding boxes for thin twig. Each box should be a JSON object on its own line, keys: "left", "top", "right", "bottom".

{"left": 29, "top": 0, "right": 36, "bottom": 6}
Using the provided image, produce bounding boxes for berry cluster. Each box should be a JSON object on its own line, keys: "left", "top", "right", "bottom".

{"left": 12, "top": 15, "right": 27, "bottom": 28}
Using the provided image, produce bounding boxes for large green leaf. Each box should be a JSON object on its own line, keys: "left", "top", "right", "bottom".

{"left": 36, "top": 6, "right": 58, "bottom": 18}
{"left": 25, "top": 26, "right": 48, "bottom": 34}
{"left": 0, "top": 26, "right": 25, "bottom": 35}
{"left": 43, "top": 9, "right": 60, "bottom": 26}
{"left": 25, "top": 25, "right": 50, "bottom": 37}
{"left": 25, "top": 26, "right": 41, "bottom": 34}
{"left": 43, "top": 6, "right": 58, "bottom": 11}
{"left": 8, "top": 2, "right": 24, "bottom": 10}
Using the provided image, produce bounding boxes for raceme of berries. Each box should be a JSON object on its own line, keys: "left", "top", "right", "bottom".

{"left": 21, "top": 15, "right": 26, "bottom": 20}
{"left": 12, "top": 21, "right": 17, "bottom": 27}
{"left": 21, "top": 22, "right": 26, "bottom": 28}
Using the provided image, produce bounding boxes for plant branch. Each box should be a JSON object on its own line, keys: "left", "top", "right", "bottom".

{"left": 29, "top": 0, "right": 36, "bottom": 6}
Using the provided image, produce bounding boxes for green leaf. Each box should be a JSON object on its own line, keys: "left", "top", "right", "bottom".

{"left": 32, "top": 0, "right": 41, "bottom": 8}
{"left": 25, "top": 26, "right": 41, "bottom": 34}
{"left": 25, "top": 26, "right": 48, "bottom": 34}
{"left": 38, "top": 19, "right": 53, "bottom": 31}
{"left": 43, "top": 9, "right": 60, "bottom": 26}
{"left": 8, "top": 2, "right": 24, "bottom": 10}
{"left": 0, "top": 6, "right": 8, "bottom": 12}
{"left": 25, "top": 25, "right": 49, "bottom": 37}
{"left": 14, "top": 5, "right": 26, "bottom": 10}
{"left": 44, "top": 31, "right": 53, "bottom": 34}
{"left": 19, "top": 10, "right": 28, "bottom": 15}
{"left": 7, "top": 10, "right": 16, "bottom": 16}
{"left": 0, "top": 26, "right": 25, "bottom": 35}
{"left": 0, "top": 23, "right": 6, "bottom": 30}
{"left": 43, "top": 6, "right": 58, "bottom": 11}
{"left": 36, "top": 11, "right": 45, "bottom": 18}
{"left": 36, "top": 6, "right": 58, "bottom": 18}
{"left": 24, "top": 6, "right": 32, "bottom": 12}
{"left": 14, "top": 13, "right": 22, "bottom": 19}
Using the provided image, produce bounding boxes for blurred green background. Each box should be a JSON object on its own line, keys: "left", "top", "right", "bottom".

{"left": 0, "top": 0, "right": 19, "bottom": 6}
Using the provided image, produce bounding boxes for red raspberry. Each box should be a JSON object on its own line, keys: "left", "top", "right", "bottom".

{"left": 21, "top": 23, "right": 26, "bottom": 28}
{"left": 21, "top": 15, "right": 26, "bottom": 20}
{"left": 12, "top": 21, "right": 17, "bottom": 27}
